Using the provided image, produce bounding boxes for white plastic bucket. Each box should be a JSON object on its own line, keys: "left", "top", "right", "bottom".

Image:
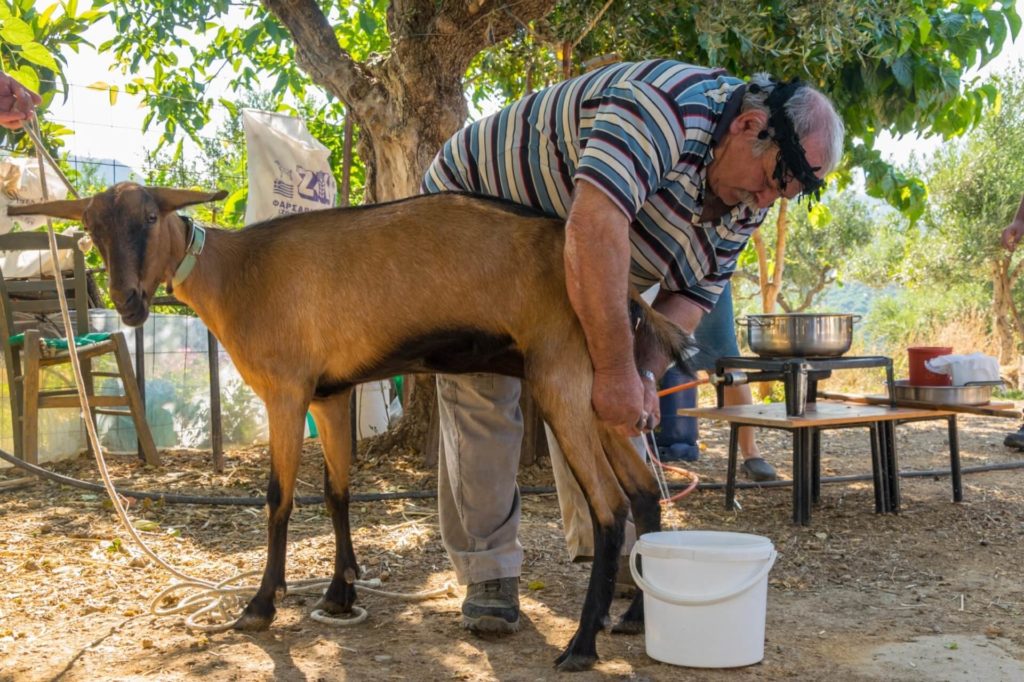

{"left": 629, "top": 530, "right": 777, "bottom": 668}
{"left": 355, "top": 381, "right": 391, "bottom": 439}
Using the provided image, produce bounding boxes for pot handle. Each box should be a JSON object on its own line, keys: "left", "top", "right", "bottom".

{"left": 852, "top": 314, "right": 862, "bottom": 323}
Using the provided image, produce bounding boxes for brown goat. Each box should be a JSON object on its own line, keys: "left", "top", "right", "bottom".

{"left": 11, "top": 183, "right": 692, "bottom": 671}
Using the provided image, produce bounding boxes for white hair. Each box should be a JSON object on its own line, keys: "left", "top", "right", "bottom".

{"left": 742, "top": 73, "right": 845, "bottom": 173}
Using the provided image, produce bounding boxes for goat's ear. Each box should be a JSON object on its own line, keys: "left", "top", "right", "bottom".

{"left": 6, "top": 197, "right": 91, "bottom": 220}
{"left": 148, "top": 187, "right": 229, "bottom": 213}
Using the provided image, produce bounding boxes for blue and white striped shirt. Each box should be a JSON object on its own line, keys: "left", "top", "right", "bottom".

{"left": 423, "top": 59, "right": 767, "bottom": 310}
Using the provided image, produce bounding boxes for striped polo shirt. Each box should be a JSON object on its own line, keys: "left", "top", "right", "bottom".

{"left": 422, "top": 59, "right": 767, "bottom": 311}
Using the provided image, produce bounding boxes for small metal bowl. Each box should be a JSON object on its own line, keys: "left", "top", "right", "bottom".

{"left": 891, "top": 380, "right": 999, "bottom": 406}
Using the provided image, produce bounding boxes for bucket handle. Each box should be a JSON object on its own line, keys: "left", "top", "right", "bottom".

{"left": 629, "top": 544, "right": 778, "bottom": 607}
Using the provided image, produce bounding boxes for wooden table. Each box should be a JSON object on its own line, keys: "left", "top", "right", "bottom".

{"left": 680, "top": 401, "right": 960, "bottom": 525}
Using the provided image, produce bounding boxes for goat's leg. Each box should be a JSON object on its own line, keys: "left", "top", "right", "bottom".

{"left": 308, "top": 389, "right": 360, "bottom": 615}
{"left": 596, "top": 426, "right": 662, "bottom": 635}
{"left": 529, "top": 377, "right": 628, "bottom": 672}
{"left": 235, "top": 395, "right": 308, "bottom": 631}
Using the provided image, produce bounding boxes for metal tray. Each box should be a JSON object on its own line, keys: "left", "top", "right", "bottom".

{"left": 891, "top": 380, "right": 1000, "bottom": 406}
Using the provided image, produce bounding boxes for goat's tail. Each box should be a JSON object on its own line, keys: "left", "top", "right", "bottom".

{"left": 629, "top": 290, "right": 698, "bottom": 375}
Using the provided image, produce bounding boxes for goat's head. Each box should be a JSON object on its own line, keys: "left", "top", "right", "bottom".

{"left": 8, "top": 182, "right": 226, "bottom": 326}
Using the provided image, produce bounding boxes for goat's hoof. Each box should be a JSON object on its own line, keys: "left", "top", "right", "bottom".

{"left": 611, "top": 617, "right": 643, "bottom": 635}
{"left": 553, "top": 651, "right": 598, "bottom": 672}
{"left": 233, "top": 612, "right": 274, "bottom": 631}
{"left": 313, "top": 596, "right": 353, "bottom": 616}
{"left": 233, "top": 602, "right": 276, "bottom": 631}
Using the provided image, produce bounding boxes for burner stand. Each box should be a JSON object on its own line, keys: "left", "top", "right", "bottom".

{"left": 713, "top": 355, "right": 895, "bottom": 416}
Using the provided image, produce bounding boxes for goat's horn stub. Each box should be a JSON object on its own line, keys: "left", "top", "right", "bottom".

{"left": 148, "top": 187, "right": 229, "bottom": 213}
{"left": 6, "top": 197, "right": 91, "bottom": 220}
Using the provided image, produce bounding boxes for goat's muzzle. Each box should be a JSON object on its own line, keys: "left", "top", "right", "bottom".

{"left": 113, "top": 288, "right": 150, "bottom": 327}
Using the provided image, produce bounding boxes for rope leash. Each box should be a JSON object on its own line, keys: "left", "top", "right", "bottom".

{"left": 152, "top": 573, "right": 457, "bottom": 632}
{"left": 20, "top": 120, "right": 454, "bottom": 630}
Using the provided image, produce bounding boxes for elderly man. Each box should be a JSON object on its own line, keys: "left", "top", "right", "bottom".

{"left": 422, "top": 59, "right": 845, "bottom": 633}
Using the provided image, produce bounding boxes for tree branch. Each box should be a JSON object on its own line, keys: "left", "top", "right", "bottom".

{"left": 793, "top": 268, "right": 830, "bottom": 312}
{"left": 259, "top": 0, "right": 389, "bottom": 123}
{"left": 572, "top": 0, "right": 615, "bottom": 50}
{"left": 1010, "top": 254, "right": 1024, "bottom": 282}
{"left": 418, "top": 0, "right": 557, "bottom": 68}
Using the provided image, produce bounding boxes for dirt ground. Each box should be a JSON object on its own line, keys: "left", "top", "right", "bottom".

{"left": 2, "top": 408, "right": 1023, "bottom": 681}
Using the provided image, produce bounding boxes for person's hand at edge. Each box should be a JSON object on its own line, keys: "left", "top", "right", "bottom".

{"left": 0, "top": 73, "right": 41, "bottom": 130}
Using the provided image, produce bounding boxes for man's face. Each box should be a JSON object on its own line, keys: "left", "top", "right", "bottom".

{"left": 724, "top": 134, "right": 828, "bottom": 210}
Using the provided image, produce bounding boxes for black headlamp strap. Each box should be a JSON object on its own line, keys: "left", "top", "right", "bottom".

{"left": 754, "top": 78, "right": 825, "bottom": 202}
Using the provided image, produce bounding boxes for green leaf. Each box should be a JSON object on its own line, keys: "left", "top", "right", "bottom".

{"left": 18, "top": 42, "right": 59, "bottom": 71}
{"left": 1, "top": 17, "right": 35, "bottom": 45}
{"left": 808, "top": 203, "right": 833, "bottom": 228}
{"left": 940, "top": 67, "right": 960, "bottom": 91}
{"left": 11, "top": 65, "right": 38, "bottom": 93}
{"left": 39, "top": 3, "right": 57, "bottom": 26}
{"left": 914, "top": 9, "right": 932, "bottom": 43}
{"left": 891, "top": 56, "right": 913, "bottom": 89}
{"left": 940, "top": 13, "right": 967, "bottom": 38}
{"left": 222, "top": 187, "right": 247, "bottom": 220}
{"left": 898, "top": 23, "right": 915, "bottom": 54}
{"left": 108, "top": 84, "right": 118, "bottom": 106}
{"left": 358, "top": 8, "right": 377, "bottom": 36}
{"left": 1006, "top": 6, "right": 1022, "bottom": 40}
{"left": 983, "top": 10, "right": 1007, "bottom": 53}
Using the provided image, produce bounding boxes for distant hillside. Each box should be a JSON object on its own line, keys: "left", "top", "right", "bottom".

{"left": 817, "top": 281, "right": 899, "bottom": 317}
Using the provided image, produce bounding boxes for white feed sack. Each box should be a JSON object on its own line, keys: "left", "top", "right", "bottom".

{"left": 242, "top": 108, "right": 338, "bottom": 224}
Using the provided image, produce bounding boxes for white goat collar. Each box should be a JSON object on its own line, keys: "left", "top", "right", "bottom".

{"left": 171, "top": 217, "right": 206, "bottom": 288}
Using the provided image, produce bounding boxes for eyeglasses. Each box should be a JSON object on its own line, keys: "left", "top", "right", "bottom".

{"left": 772, "top": 145, "right": 823, "bottom": 202}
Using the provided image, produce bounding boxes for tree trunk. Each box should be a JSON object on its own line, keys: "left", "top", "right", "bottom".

{"left": 261, "top": 0, "right": 557, "bottom": 459}
{"left": 993, "top": 258, "right": 1016, "bottom": 365}
{"left": 751, "top": 199, "right": 789, "bottom": 399}
{"left": 753, "top": 198, "right": 788, "bottom": 314}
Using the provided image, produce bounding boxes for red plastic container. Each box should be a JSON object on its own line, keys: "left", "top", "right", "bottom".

{"left": 907, "top": 346, "right": 953, "bottom": 386}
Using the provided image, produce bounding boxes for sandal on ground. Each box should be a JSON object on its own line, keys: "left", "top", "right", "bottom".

{"left": 741, "top": 457, "right": 778, "bottom": 482}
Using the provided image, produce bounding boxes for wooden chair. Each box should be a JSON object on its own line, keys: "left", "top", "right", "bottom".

{"left": 0, "top": 231, "right": 158, "bottom": 465}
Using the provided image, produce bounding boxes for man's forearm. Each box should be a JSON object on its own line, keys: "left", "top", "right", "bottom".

{"left": 563, "top": 181, "right": 635, "bottom": 374}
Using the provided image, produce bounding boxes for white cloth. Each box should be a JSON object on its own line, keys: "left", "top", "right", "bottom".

{"left": 924, "top": 352, "right": 1001, "bottom": 386}
{"left": 0, "top": 156, "right": 70, "bottom": 233}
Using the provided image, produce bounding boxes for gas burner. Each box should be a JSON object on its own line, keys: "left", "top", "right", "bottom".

{"left": 712, "top": 355, "right": 896, "bottom": 416}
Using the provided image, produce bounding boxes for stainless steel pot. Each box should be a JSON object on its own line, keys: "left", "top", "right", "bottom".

{"left": 740, "top": 313, "right": 860, "bottom": 358}
{"left": 891, "top": 379, "right": 999, "bottom": 406}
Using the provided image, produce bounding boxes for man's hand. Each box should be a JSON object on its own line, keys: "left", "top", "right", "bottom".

{"left": 0, "top": 73, "right": 41, "bottom": 130}
{"left": 592, "top": 366, "right": 656, "bottom": 437}
{"left": 1002, "top": 220, "right": 1024, "bottom": 252}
